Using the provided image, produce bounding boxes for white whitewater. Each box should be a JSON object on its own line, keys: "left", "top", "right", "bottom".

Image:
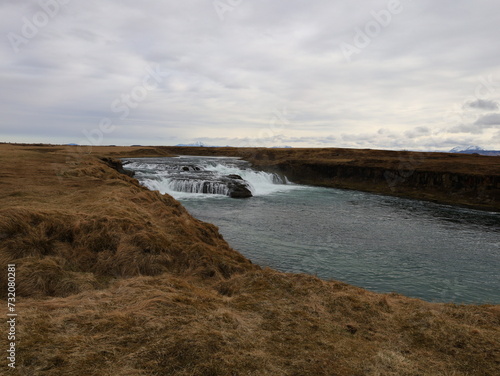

{"left": 201, "top": 162, "right": 293, "bottom": 196}
{"left": 124, "top": 156, "right": 300, "bottom": 199}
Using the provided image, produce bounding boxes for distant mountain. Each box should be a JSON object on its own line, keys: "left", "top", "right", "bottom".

{"left": 449, "top": 145, "right": 484, "bottom": 153}
{"left": 271, "top": 145, "right": 293, "bottom": 148}
{"left": 175, "top": 141, "right": 210, "bottom": 147}
{"left": 449, "top": 145, "right": 500, "bottom": 156}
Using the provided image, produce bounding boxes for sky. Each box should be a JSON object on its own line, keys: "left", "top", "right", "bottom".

{"left": 1, "top": 0, "right": 500, "bottom": 150}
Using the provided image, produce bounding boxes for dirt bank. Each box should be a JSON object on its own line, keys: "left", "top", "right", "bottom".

{"left": 0, "top": 144, "right": 499, "bottom": 375}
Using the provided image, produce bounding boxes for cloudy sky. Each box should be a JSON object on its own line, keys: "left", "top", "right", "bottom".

{"left": 1, "top": 0, "right": 499, "bottom": 150}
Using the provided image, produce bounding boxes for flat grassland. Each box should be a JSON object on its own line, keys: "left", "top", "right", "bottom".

{"left": 0, "top": 144, "right": 499, "bottom": 375}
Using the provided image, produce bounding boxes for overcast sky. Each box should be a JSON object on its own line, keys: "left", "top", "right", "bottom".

{"left": 1, "top": 0, "right": 499, "bottom": 150}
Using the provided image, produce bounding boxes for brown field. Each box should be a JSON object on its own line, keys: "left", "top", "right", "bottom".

{"left": 1, "top": 144, "right": 499, "bottom": 375}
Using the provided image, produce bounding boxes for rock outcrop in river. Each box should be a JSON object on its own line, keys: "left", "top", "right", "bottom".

{"left": 224, "top": 175, "right": 253, "bottom": 198}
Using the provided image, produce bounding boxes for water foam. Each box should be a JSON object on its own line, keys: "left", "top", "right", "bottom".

{"left": 125, "top": 156, "right": 300, "bottom": 199}
{"left": 201, "top": 163, "right": 293, "bottom": 196}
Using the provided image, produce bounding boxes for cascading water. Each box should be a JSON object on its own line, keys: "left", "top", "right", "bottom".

{"left": 167, "top": 179, "right": 230, "bottom": 195}
{"left": 123, "top": 156, "right": 295, "bottom": 199}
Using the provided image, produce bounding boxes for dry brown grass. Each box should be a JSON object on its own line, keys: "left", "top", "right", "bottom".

{"left": 0, "top": 144, "right": 499, "bottom": 375}
{"left": 0, "top": 145, "right": 254, "bottom": 299}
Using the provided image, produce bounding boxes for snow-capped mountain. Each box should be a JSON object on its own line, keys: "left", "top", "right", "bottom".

{"left": 449, "top": 145, "right": 499, "bottom": 156}
{"left": 175, "top": 141, "right": 210, "bottom": 147}
{"left": 449, "top": 145, "right": 485, "bottom": 153}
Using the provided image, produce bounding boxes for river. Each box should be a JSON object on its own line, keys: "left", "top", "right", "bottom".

{"left": 124, "top": 156, "right": 500, "bottom": 304}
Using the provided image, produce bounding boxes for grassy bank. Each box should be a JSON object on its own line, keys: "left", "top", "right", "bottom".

{"left": 1, "top": 144, "right": 499, "bottom": 375}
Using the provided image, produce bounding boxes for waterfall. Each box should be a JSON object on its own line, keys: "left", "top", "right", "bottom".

{"left": 164, "top": 179, "right": 230, "bottom": 195}
{"left": 124, "top": 156, "right": 297, "bottom": 198}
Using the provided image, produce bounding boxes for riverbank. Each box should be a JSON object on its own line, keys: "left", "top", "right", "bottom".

{"left": 1, "top": 144, "right": 499, "bottom": 375}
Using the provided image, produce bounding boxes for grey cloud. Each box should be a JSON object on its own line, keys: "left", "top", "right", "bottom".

{"left": 404, "top": 126, "right": 431, "bottom": 139}
{"left": 448, "top": 124, "right": 485, "bottom": 135}
{"left": 447, "top": 114, "right": 500, "bottom": 134}
{"left": 474, "top": 113, "right": 500, "bottom": 126}
{"left": 464, "top": 99, "right": 499, "bottom": 111}
{"left": 1, "top": 0, "right": 500, "bottom": 150}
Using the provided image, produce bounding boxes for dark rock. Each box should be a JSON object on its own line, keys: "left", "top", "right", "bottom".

{"left": 101, "top": 158, "right": 135, "bottom": 177}
{"left": 228, "top": 183, "right": 253, "bottom": 198}
{"left": 181, "top": 165, "right": 202, "bottom": 171}
{"left": 226, "top": 179, "right": 253, "bottom": 198}
{"left": 227, "top": 174, "right": 243, "bottom": 180}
